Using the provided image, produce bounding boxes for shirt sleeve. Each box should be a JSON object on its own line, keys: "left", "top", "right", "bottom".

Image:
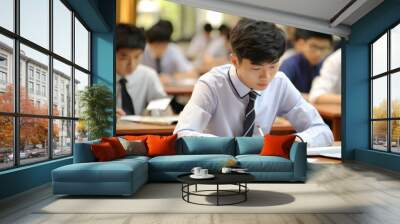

{"left": 173, "top": 80, "right": 217, "bottom": 138}
{"left": 278, "top": 75, "right": 334, "bottom": 147}
{"left": 309, "top": 51, "right": 341, "bottom": 103}
{"left": 146, "top": 68, "right": 167, "bottom": 103}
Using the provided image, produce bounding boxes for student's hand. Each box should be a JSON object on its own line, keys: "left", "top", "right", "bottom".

{"left": 294, "top": 135, "right": 304, "bottom": 143}
{"left": 116, "top": 108, "right": 126, "bottom": 120}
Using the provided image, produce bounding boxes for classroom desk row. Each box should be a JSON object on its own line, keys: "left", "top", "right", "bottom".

{"left": 117, "top": 80, "right": 341, "bottom": 140}
{"left": 116, "top": 118, "right": 294, "bottom": 136}
{"left": 116, "top": 107, "right": 340, "bottom": 140}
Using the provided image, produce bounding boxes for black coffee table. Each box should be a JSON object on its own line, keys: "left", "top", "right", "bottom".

{"left": 177, "top": 172, "right": 255, "bottom": 206}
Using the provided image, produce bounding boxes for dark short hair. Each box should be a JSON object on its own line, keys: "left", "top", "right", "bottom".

{"left": 218, "top": 24, "right": 231, "bottom": 39}
{"left": 145, "top": 21, "right": 172, "bottom": 43}
{"left": 156, "top": 19, "right": 173, "bottom": 37}
{"left": 116, "top": 24, "right": 146, "bottom": 51}
{"left": 230, "top": 18, "right": 286, "bottom": 64}
{"left": 294, "top": 29, "right": 333, "bottom": 42}
{"left": 203, "top": 23, "right": 213, "bottom": 33}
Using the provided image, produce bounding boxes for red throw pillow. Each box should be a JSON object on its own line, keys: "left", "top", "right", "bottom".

{"left": 91, "top": 142, "right": 117, "bottom": 161}
{"left": 146, "top": 134, "right": 177, "bottom": 157}
{"left": 259, "top": 134, "right": 296, "bottom": 159}
{"left": 101, "top": 137, "right": 126, "bottom": 158}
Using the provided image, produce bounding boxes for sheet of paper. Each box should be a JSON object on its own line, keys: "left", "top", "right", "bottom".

{"left": 146, "top": 98, "right": 172, "bottom": 111}
{"left": 307, "top": 146, "right": 341, "bottom": 158}
{"left": 120, "top": 115, "right": 179, "bottom": 125}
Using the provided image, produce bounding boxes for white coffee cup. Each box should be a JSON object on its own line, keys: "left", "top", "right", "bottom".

{"left": 221, "top": 167, "right": 232, "bottom": 174}
{"left": 200, "top": 169, "right": 208, "bottom": 176}
{"left": 191, "top": 167, "right": 202, "bottom": 176}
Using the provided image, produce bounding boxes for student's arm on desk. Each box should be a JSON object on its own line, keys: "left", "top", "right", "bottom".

{"left": 278, "top": 76, "right": 334, "bottom": 147}
{"left": 173, "top": 80, "right": 216, "bottom": 138}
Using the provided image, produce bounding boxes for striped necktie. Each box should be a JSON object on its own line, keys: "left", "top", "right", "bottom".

{"left": 242, "top": 91, "right": 257, "bottom": 136}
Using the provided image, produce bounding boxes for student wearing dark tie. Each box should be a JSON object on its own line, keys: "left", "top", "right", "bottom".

{"left": 116, "top": 24, "right": 167, "bottom": 118}
{"left": 141, "top": 20, "right": 196, "bottom": 81}
{"left": 174, "top": 19, "right": 333, "bottom": 147}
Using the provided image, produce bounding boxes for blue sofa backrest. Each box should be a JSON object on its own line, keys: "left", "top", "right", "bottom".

{"left": 235, "top": 137, "right": 264, "bottom": 155}
{"left": 73, "top": 140, "right": 100, "bottom": 163}
{"left": 176, "top": 137, "right": 236, "bottom": 155}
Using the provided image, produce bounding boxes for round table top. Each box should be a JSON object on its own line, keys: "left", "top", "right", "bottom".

{"left": 177, "top": 172, "right": 255, "bottom": 185}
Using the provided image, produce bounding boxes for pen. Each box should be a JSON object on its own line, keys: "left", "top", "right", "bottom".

{"left": 256, "top": 125, "right": 264, "bottom": 136}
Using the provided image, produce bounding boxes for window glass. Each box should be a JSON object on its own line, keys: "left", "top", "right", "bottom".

{"left": 0, "top": 35, "right": 14, "bottom": 113}
{"left": 53, "top": 0, "right": 72, "bottom": 60}
{"left": 20, "top": 0, "right": 49, "bottom": 49}
{"left": 20, "top": 117, "right": 49, "bottom": 165}
{"left": 74, "top": 18, "right": 89, "bottom": 70}
{"left": 20, "top": 44, "right": 49, "bottom": 115}
{"left": 372, "top": 34, "right": 387, "bottom": 76}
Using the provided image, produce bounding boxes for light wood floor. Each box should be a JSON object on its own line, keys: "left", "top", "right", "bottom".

{"left": 1, "top": 157, "right": 400, "bottom": 224}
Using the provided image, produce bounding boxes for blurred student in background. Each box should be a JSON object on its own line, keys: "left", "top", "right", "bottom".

{"left": 309, "top": 49, "right": 341, "bottom": 104}
{"left": 187, "top": 23, "right": 213, "bottom": 62}
{"left": 279, "top": 28, "right": 306, "bottom": 63}
{"left": 116, "top": 24, "right": 167, "bottom": 119}
{"left": 201, "top": 24, "right": 232, "bottom": 73}
{"left": 141, "top": 20, "right": 196, "bottom": 83}
{"left": 280, "top": 29, "right": 333, "bottom": 93}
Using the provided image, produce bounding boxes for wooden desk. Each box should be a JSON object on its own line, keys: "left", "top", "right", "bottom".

{"left": 314, "top": 104, "right": 341, "bottom": 141}
{"left": 270, "top": 117, "right": 295, "bottom": 135}
{"left": 164, "top": 85, "right": 193, "bottom": 96}
{"left": 116, "top": 121, "right": 175, "bottom": 136}
{"left": 116, "top": 119, "right": 295, "bottom": 136}
{"left": 163, "top": 78, "right": 195, "bottom": 96}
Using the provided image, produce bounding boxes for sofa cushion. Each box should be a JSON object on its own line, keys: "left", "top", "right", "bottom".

{"left": 235, "top": 137, "right": 264, "bottom": 155}
{"left": 236, "top": 155, "right": 293, "bottom": 172}
{"left": 101, "top": 137, "right": 127, "bottom": 158}
{"left": 177, "top": 137, "right": 235, "bottom": 155}
{"left": 260, "top": 134, "right": 296, "bottom": 159}
{"left": 74, "top": 140, "right": 101, "bottom": 163}
{"left": 148, "top": 154, "right": 235, "bottom": 172}
{"left": 91, "top": 142, "right": 118, "bottom": 161}
{"left": 147, "top": 134, "right": 177, "bottom": 157}
{"left": 118, "top": 137, "right": 147, "bottom": 156}
{"left": 52, "top": 158, "right": 147, "bottom": 183}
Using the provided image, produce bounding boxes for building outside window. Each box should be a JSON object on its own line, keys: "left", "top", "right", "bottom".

{"left": 0, "top": 0, "right": 91, "bottom": 170}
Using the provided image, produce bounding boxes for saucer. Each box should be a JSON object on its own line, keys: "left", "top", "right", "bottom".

{"left": 190, "top": 174, "right": 215, "bottom": 179}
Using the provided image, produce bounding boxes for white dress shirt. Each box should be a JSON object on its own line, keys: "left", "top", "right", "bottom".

{"left": 187, "top": 33, "right": 211, "bottom": 60}
{"left": 141, "top": 43, "right": 193, "bottom": 75}
{"left": 309, "top": 49, "right": 341, "bottom": 103}
{"left": 116, "top": 65, "right": 167, "bottom": 115}
{"left": 174, "top": 64, "right": 333, "bottom": 147}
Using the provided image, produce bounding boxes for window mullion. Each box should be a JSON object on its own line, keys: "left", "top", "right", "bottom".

{"left": 13, "top": 0, "right": 20, "bottom": 167}
{"left": 71, "top": 11, "right": 76, "bottom": 154}
{"left": 49, "top": 0, "right": 54, "bottom": 160}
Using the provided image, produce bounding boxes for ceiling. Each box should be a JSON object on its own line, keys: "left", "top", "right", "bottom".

{"left": 168, "top": 0, "right": 384, "bottom": 37}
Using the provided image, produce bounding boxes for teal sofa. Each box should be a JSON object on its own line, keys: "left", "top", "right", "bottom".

{"left": 52, "top": 137, "right": 307, "bottom": 196}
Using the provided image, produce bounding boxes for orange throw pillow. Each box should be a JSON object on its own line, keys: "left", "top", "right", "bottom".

{"left": 101, "top": 137, "right": 126, "bottom": 158}
{"left": 146, "top": 134, "right": 177, "bottom": 157}
{"left": 259, "top": 134, "right": 296, "bottom": 159}
{"left": 91, "top": 142, "right": 117, "bottom": 161}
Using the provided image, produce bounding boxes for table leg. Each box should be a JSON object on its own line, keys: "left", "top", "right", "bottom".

{"left": 217, "top": 184, "right": 219, "bottom": 206}
{"left": 245, "top": 183, "right": 247, "bottom": 201}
